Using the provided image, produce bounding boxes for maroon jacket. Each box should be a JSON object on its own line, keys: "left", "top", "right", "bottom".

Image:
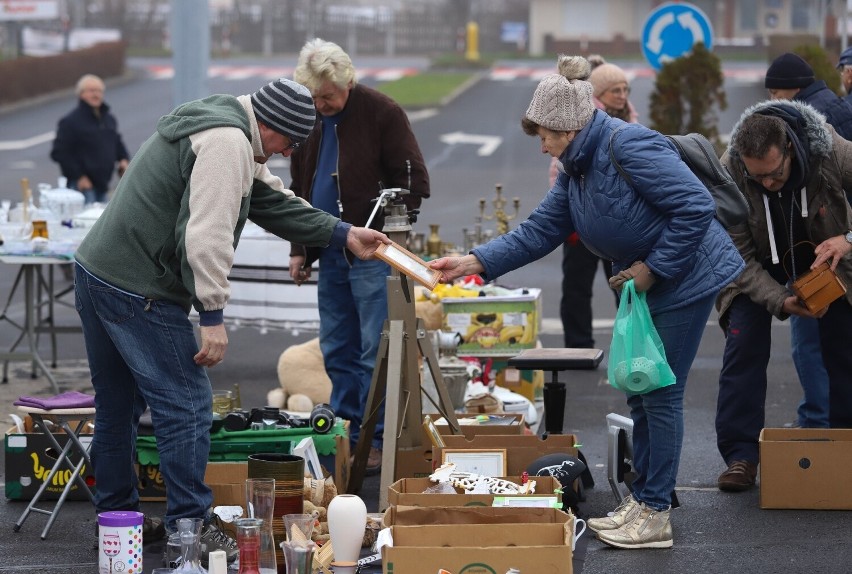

{"left": 289, "top": 84, "right": 429, "bottom": 263}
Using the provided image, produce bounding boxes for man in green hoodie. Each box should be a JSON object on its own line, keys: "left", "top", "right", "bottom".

{"left": 73, "top": 78, "right": 388, "bottom": 562}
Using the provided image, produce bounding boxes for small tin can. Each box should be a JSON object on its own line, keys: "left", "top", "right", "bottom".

{"left": 98, "top": 511, "right": 144, "bottom": 573}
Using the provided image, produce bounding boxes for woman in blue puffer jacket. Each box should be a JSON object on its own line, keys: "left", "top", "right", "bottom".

{"left": 430, "top": 55, "right": 744, "bottom": 550}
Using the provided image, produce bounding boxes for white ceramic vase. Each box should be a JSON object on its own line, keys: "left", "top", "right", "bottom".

{"left": 327, "top": 494, "right": 367, "bottom": 574}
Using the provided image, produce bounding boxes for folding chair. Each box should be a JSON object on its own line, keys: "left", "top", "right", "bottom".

{"left": 12, "top": 406, "right": 96, "bottom": 540}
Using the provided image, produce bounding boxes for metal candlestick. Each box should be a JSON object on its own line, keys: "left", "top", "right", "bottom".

{"left": 479, "top": 183, "right": 520, "bottom": 236}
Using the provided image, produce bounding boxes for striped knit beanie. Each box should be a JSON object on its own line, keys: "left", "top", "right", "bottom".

{"left": 251, "top": 78, "right": 316, "bottom": 142}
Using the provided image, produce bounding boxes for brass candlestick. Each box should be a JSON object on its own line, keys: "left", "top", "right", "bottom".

{"left": 479, "top": 183, "right": 520, "bottom": 236}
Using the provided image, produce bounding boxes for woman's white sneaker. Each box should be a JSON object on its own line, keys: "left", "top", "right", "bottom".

{"left": 596, "top": 504, "right": 673, "bottom": 549}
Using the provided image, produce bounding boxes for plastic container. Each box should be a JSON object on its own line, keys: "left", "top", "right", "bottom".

{"left": 38, "top": 178, "right": 85, "bottom": 220}
{"left": 98, "top": 511, "right": 144, "bottom": 574}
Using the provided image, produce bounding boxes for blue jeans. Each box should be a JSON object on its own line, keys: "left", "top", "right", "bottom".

{"left": 74, "top": 263, "right": 213, "bottom": 531}
{"left": 626, "top": 293, "right": 716, "bottom": 511}
{"left": 318, "top": 249, "right": 388, "bottom": 449}
{"left": 790, "top": 315, "right": 830, "bottom": 428}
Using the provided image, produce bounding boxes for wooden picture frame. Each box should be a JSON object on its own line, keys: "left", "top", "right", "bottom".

{"left": 442, "top": 448, "right": 508, "bottom": 477}
{"left": 374, "top": 241, "right": 442, "bottom": 290}
{"left": 422, "top": 416, "right": 446, "bottom": 448}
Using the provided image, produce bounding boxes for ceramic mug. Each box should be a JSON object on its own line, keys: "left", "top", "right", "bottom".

{"left": 573, "top": 517, "right": 587, "bottom": 551}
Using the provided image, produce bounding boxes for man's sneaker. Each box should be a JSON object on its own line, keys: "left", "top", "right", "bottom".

{"left": 596, "top": 504, "right": 673, "bottom": 549}
{"left": 143, "top": 516, "right": 166, "bottom": 544}
{"left": 717, "top": 460, "right": 757, "bottom": 492}
{"left": 587, "top": 494, "right": 640, "bottom": 533}
{"left": 200, "top": 515, "right": 238, "bottom": 566}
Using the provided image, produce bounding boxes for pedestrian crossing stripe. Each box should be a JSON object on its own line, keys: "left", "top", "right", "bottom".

{"left": 143, "top": 65, "right": 419, "bottom": 82}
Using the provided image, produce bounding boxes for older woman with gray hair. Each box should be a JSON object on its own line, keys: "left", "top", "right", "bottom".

{"left": 430, "top": 55, "right": 743, "bottom": 549}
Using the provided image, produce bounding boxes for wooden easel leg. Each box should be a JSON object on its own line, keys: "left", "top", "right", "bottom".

{"left": 377, "top": 320, "right": 406, "bottom": 510}
{"left": 416, "top": 319, "right": 461, "bottom": 433}
{"left": 348, "top": 321, "right": 391, "bottom": 495}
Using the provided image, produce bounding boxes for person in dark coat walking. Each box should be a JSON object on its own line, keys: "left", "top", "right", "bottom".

{"left": 51, "top": 74, "right": 129, "bottom": 204}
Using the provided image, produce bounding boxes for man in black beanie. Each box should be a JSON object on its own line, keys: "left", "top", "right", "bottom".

{"left": 765, "top": 52, "right": 852, "bottom": 140}
{"left": 73, "top": 77, "right": 389, "bottom": 565}
{"left": 762, "top": 52, "right": 852, "bottom": 436}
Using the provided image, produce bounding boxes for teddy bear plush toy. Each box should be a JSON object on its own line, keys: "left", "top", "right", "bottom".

{"left": 268, "top": 337, "right": 332, "bottom": 412}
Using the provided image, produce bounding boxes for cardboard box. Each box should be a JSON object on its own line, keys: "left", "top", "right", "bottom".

{"left": 137, "top": 462, "right": 166, "bottom": 502}
{"left": 431, "top": 412, "right": 525, "bottom": 438}
{"left": 138, "top": 427, "right": 350, "bottom": 502}
{"left": 759, "top": 427, "right": 852, "bottom": 510}
{"left": 4, "top": 420, "right": 95, "bottom": 501}
{"left": 383, "top": 506, "right": 573, "bottom": 574}
{"left": 442, "top": 288, "right": 542, "bottom": 356}
{"left": 490, "top": 358, "right": 544, "bottom": 402}
{"left": 205, "top": 461, "right": 250, "bottom": 507}
{"left": 387, "top": 475, "right": 562, "bottom": 508}
{"left": 393, "top": 414, "right": 526, "bottom": 480}
{"left": 435, "top": 433, "right": 579, "bottom": 476}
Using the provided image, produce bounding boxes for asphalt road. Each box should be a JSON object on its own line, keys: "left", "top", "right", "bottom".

{"left": 2, "top": 57, "right": 851, "bottom": 573}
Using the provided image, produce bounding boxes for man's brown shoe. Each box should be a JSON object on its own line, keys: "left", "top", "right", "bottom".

{"left": 718, "top": 460, "right": 757, "bottom": 492}
{"left": 366, "top": 447, "right": 382, "bottom": 476}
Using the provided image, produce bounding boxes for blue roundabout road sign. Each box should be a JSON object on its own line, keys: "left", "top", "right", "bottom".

{"left": 642, "top": 2, "right": 713, "bottom": 71}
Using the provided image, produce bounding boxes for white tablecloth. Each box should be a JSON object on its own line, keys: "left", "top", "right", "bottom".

{"left": 222, "top": 223, "right": 320, "bottom": 333}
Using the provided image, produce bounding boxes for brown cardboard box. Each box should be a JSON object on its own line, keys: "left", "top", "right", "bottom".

{"left": 382, "top": 506, "right": 573, "bottom": 574}
{"left": 432, "top": 412, "right": 526, "bottom": 438}
{"left": 4, "top": 421, "right": 95, "bottom": 501}
{"left": 140, "top": 432, "right": 350, "bottom": 502}
{"left": 491, "top": 358, "right": 544, "bottom": 402}
{"left": 137, "top": 463, "right": 166, "bottom": 501}
{"left": 393, "top": 414, "right": 526, "bottom": 480}
{"left": 435, "top": 433, "right": 579, "bottom": 475}
{"left": 441, "top": 289, "right": 542, "bottom": 356}
{"left": 759, "top": 427, "right": 852, "bottom": 509}
{"left": 205, "top": 461, "right": 250, "bottom": 507}
{"left": 387, "top": 475, "right": 562, "bottom": 508}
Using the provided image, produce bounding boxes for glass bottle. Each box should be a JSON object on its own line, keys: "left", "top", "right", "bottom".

{"left": 173, "top": 518, "right": 207, "bottom": 573}
{"left": 236, "top": 518, "right": 264, "bottom": 574}
{"left": 426, "top": 224, "right": 442, "bottom": 259}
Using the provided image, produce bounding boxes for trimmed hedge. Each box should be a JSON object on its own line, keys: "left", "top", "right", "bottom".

{"left": 0, "top": 41, "right": 126, "bottom": 106}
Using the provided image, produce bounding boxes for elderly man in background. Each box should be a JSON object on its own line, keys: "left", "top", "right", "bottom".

{"left": 51, "top": 74, "right": 130, "bottom": 204}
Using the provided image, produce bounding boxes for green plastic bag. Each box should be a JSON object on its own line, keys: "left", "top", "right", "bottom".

{"left": 607, "top": 279, "right": 677, "bottom": 394}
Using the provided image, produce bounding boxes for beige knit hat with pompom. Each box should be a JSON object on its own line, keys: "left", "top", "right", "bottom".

{"left": 588, "top": 63, "right": 629, "bottom": 97}
{"left": 525, "top": 55, "right": 594, "bottom": 132}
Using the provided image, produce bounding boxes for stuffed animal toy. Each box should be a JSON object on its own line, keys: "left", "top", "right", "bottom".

{"left": 268, "top": 337, "right": 332, "bottom": 411}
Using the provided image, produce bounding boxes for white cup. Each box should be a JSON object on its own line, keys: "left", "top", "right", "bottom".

{"left": 572, "top": 517, "right": 587, "bottom": 551}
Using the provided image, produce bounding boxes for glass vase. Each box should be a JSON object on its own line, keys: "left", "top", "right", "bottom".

{"left": 245, "top": 478, "right": 278, "bottom": 573}
{"left": 280, "top": 540, "right": 315, "bottom": 574}
{"left": 236, "top": 518, "right": 263, "bottom": 574}
{"left": 327, "top": 494, "right": 367, "bottom": 574}
{"left": 173, "top": 518, "right": 207, "bottom": 573}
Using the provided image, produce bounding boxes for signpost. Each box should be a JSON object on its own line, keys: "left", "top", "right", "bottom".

{"left": 641, "top": 2, "right": 713, "bottom": 71}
